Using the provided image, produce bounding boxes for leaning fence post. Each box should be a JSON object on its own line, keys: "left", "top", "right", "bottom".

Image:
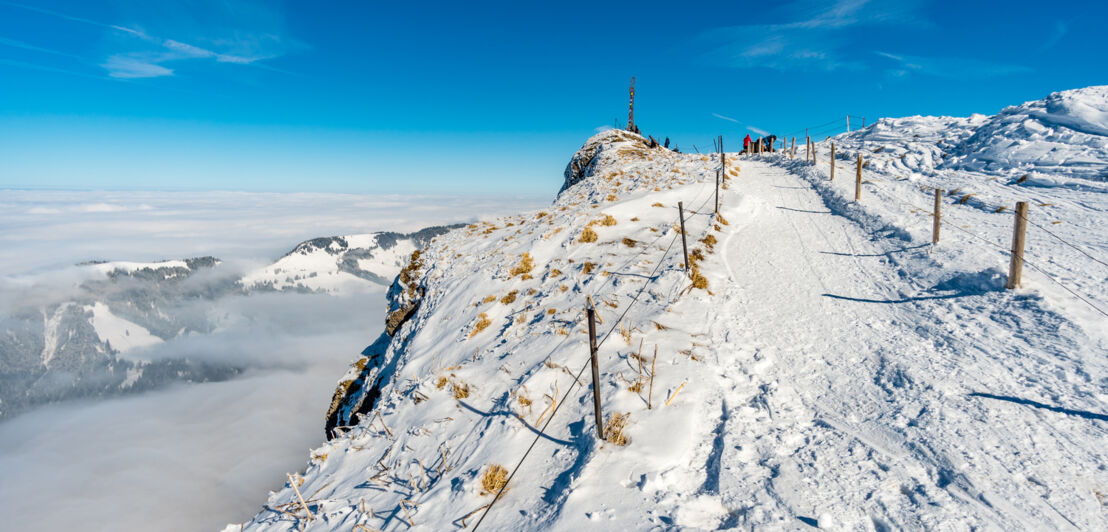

{"left": 1006, "top": 202, "right": 1029, "bottom": 289}
{"left": 791, "top": 137, "right": 796, "bottom": 158}
{"left": 830, "top": 143, "right": 836, "bottom": 181}
{"left": 933, "top": 188, "right": 942, "bottom": 244}
{"left": 586, "top": 304, "right": 604, "bottom": 439}
{"left": 854, "top": 154, "right": 863, "bottom": 201}
{"left": 678, "top": 201, "right": 690, "bottom": 275}
{"left": 812, "top": 141, "right": 818, "bottom": 166}
{"left": 805, "top": 136, "right": 810, "bottom": 161}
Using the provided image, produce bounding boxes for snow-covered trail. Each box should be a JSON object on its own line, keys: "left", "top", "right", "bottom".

{"left": 694, "top": 159, "right": 1106, "bottom": 529}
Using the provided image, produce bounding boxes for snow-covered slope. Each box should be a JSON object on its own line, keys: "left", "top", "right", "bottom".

{"left": 231, "top": 90, "right": 1106, "bottom": 531}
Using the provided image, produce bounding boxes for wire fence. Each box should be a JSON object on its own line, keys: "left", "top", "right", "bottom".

{"left": 472, "top": 158, "right": 723, "bottom": 529}
{"left": 795, "top": 146, "right": 1108, "bottom": 320}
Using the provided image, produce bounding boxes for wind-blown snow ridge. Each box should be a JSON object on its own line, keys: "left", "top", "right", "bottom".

{"left": 839, "top": 85, "right": 1108, "bottom": 182}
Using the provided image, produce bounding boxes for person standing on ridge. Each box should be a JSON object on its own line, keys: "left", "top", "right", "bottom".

{"left": 743, "top": 134, "right": 752, "bottom": 153}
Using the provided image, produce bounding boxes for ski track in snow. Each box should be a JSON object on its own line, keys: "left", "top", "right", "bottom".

{"left": 233, "top": 132, "right": 1106, "bottom": 531}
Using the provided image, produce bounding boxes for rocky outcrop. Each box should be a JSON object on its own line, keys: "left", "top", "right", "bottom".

{"left": 562, "top": 128, "right": 646, "bottom": 191}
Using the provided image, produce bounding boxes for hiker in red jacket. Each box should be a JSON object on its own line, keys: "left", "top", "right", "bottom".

{"left": 743, "top": 134, "right": 752, "bottom": 153}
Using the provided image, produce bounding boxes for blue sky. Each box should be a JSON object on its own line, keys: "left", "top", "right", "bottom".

{"left": 0, "top": 0, "right": 1104, "bottom": 195}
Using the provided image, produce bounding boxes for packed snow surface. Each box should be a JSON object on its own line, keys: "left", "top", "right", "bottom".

{"left": 230, "top": 121, "right": 1107, "bottom": 531}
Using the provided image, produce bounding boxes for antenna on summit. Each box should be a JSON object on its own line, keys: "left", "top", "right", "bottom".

{"left": 628, "top": 77, "right": 636, "bottom": 133}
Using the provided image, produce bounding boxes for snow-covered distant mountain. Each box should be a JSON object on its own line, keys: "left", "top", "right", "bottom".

{"left": 242, "top": 226, "right": 460, "bottom": 293}
{"left": 0, "top": 226, "right": 461, "bottom": 420}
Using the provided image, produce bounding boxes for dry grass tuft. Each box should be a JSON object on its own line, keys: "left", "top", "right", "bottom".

{"left": 480, "top": 464, "right": 509, "bottom": 495}
{"left": 500, "top": 290, "right": 518, "bottom": 305}
{"left": 630, "top": 217, "right": 640, "bottom": 222}
{"left": 547, "top": 308, "right": 557, "bottom": 315}
{"left": 482, "top": 294, "right": 497, "bottom": 304}
{"left": 453, "top": 381, "right": 470, "bottom": 399}
{"left": 622, "top": 237, "right": 637, "bottom": 247}
{"left": 582, "top": 262, "right": 597, "bottom": 275}
{"left": 995, "top": 206, "right": 1009, "bottom": 213}
{"left": 599, "top": 214, "right": 618, "bottom": 226}
{"left": 603, "top": 413, "right": 630, "bottom": 446}
{"left": 651, "top": 202, "right": 664, "bottom": 208}
{"left": 510, "top": 253, "right": 534, "bottom": 277}
{"left": 606, "top": 194, "right": 618, "bottom": 202}
{"left": 957, "top": 194, "right": 976, "bottom": 205}
{"left": 470, "top": 313, "right": 491, "bottom": 337}
{"left": 691, "top": 269, "right": 709, "bottom": 290}
{"left": 549, "top": 268, "right": 562, "bottom": 277}
{"left": 579, "top": 227, "right": 599, "bottom": 243}
{"left": 620, "top": 322, "right": 632, "bottom": 344}
{"left": 436, "top": 376, "right": 448, "bottom": 389}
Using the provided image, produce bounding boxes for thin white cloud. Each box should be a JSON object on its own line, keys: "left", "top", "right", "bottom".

{"left": 747, "top": 126, "right": 770, "bottom": 136}
{"left": 0, "top": 36, "right": 81, "bottom": 59}
{"left": 874, "top": 50, "right": 1031, "bottom": 80}
{"left": 1037, "top": 21, "right": 1068, "bottom": 54}
{"left": 696, "top": 0, "right": 924, "bottom": 72}
{"left": 102, "top": 55, "right": 174, "bottom": 78}
{"left": 3, "top": 1, "right": 298, "bottom": 79}
{"left": 712, "top": 113, "right": 739, "bottom": 123}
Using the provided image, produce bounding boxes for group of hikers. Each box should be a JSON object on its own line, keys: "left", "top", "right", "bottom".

{"left": 630, "top": 125, "right": 779, "bottom": 156}
{"left": 743, "top": 133, "right": 778, "bottom": 154}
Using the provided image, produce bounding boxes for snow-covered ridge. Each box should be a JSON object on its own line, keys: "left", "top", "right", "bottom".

{"left": 236, "top": 129, "right": 746, "bottom": 530}
{"left": 241, "top": 227, "right": 461, "bottom": 293}
{"left": 79, "top": 256, "right": 220, "bottom": 279}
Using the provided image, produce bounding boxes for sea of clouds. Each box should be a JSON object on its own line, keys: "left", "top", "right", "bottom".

{"left": 0, "top": 189, "right": 549, "bottom": 531}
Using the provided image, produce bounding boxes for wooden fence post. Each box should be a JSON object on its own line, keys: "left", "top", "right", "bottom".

{"left": 806, "top": 136, "right": 810, "bottom": 161}
{"left": 854, "top": 154, "right": 863, "bottom": 201}
{"left": 1006, "top": 202, "right": 1029, "bottom": 289}
{"left": 813, "top": 141, "right": 818, "bottom": 166}
{"left": 791, "top": 137, "right": 796, "bottom": 158}
{"left": 714, "top": 169, "right": 720, "bottom": 215}
{"left": 719, "top": 135, "right": 724, "bottom": 176}
{"left": 933, "top": 188, "right": 942, "bottom": 244}
{"left": 830, "top": 143, "right": 836, "bottom": 181}
{"left": 678, "top": 201, "right": 690, "bottom": 275}
{"left": 586, "top": 304, "right": 604, "bottom": 439}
